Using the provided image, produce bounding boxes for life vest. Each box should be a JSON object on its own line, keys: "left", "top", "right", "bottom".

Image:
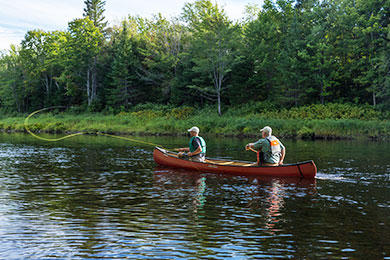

{"left": 267, "top": 136, "right": 282, "bottom": 155}
{"left": 256, "top": 136, "right": 281, "bottom": 164}
{"left": 189, "top": 136, "right": 206, "bottom": 154}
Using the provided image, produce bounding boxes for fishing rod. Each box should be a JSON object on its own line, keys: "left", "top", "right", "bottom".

{"left": 24, "top": 106, "right": 167, "bottom": 149}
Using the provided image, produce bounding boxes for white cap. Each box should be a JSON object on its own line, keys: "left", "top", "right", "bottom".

{"left": 260, "top": 126, "right": 272, "bottom": 135}
{"left": 187, "top": 126, "right": 200, "bottom": 133}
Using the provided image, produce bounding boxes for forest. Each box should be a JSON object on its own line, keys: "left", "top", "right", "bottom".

{"left": 0, "top": 0, "right": 389, "bottom": 117}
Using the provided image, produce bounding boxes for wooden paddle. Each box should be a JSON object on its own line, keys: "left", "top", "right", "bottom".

{"left": 245, "top": 145, "right": 258, "bottom": 153}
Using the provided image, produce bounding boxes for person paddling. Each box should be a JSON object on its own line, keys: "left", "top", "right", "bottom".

{"left": 245, "top": 126, "right": 285, "bottom": 166}
{"left": 178, "top": 126, "right": 207, "bottom": 162}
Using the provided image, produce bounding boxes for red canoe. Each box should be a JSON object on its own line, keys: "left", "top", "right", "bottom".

{"left": 153, "top": 147, "right": 317, "bottom": 178}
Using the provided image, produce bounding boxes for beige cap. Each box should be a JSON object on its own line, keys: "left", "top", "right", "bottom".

{"left": 260, "top": 126, "right": 272, "bottom": 135}
{"left": 187, "top": 126, "right": 200, "bottom": 133}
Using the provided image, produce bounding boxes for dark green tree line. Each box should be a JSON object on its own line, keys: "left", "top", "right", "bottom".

{"left": 0, "top": 0, "right": 389, "bottom": 114}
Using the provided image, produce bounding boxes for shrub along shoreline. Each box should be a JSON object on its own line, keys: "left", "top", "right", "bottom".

{"left": 1, "top": 103, "right": 390, "bottom": 140}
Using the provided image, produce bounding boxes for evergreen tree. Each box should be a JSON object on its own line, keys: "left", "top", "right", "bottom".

{"left": 297, "top": 0, "right": 336, "bottom": 105}
{"left": 81, "top": 0, "right": 107, "bottom": 108}
{"left": 108, "top": 21, "right": 141, "bottom": 110}
{"left": 83, "top": 0, "right": 107, "bottom": 33}
{"left": 0, "top": 0, "right": 390, "bottom": 113}
{"left": 352, "top": 0, "right": 388, "bottom": 106}
{"left": 244, "top": 0, "right": 282, "bottom": 103}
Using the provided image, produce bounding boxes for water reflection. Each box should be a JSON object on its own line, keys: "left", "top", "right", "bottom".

{"left": 153, "top": 167, "right": 316, "bottom": 237}
{"left": 264, "top": 180, "right": 285, "bottom": 234}
{"left": 153, "top": 168, "right": 207, "bottom": 216}
{"left": 1, "top": 133, "right": 390, "bottom": 259}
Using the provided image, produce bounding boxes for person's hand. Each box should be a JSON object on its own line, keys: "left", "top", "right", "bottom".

{"left": 188, "top": 152, "right": 192, "bottom": 157}
{"left": 279, "top": 160, "right": 284, "bottom": 165}
{"left": 245, "top": 144, "right": 249, "bottom": 151}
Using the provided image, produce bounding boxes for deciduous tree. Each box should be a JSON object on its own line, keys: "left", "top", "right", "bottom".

{"left": 62, "top": 18, "right": 104, "bottom": 106}
{"left": 182, "top": 0, "right": 242, "bottom": 115}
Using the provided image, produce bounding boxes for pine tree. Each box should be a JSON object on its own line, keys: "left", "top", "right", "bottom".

{"left": 108, "top": 22, "right": 141, "bottom": 110}
{"left": 83, "top": 0, "right": 107, "bottom": 33}
{"left": 81, "top": 0, "right": 107, "bottom": 107}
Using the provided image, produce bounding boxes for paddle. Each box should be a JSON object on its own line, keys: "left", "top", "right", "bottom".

{"left": 248, "top": 147, "right": 258, "bottom": 153}
{"left": 245, "top": 144, "right": 258, "bottom": 153}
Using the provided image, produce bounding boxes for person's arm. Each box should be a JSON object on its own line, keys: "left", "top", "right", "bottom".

{"left": 246, "top": 140, "right": 263, "bottom": 151}
{"left": 245, "top": 143, "right": 255, "bottom": 150}
{"left": 178, "top": 147, "right": 190, "bottom": 152}
{"left": 188, "top": 146, "right": 202, "bottom": 157}
{"left": 279, "top": 147, "right": 286, "bottom": 165}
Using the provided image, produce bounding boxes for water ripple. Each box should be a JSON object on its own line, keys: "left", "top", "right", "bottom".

{"left": 1, "top": 135, "right": 390, "bottom": 259}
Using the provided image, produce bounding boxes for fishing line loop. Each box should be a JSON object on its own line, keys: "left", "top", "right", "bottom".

{"left": 24, "top": 106, "right": 166, "bottom": 149}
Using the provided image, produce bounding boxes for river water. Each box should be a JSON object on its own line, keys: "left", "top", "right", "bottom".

{"left": 0, "top": 133, "right": 389, "bottom": 259}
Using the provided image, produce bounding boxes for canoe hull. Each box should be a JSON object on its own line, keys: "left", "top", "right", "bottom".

{"left": 153, "top": 147, "right": 316, "bottom": 178}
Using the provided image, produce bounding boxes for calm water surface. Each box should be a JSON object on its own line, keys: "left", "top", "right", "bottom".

{"left": 0, "top": 133, "right": 389, "bottom": 259}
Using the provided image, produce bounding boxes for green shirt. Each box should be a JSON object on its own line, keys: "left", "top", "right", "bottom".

{"left": 253, "top": 137, "right": 285, "bottom": 164}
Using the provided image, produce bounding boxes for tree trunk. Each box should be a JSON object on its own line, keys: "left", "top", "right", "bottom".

{"left": 215, "top": 66, "right": 224, "bottom": 116}
{"left": 12, "top": 82, "right": 21, "bottom": 113}
{"left": 86, "top": 57, "right": 98, "bottom": 106}
{"left": 373, "top": 92, "right": 376, "bottom": 107}
{"left": 87, "top": 67, "right": 91, "bottom": 106}
{"left": 217, "top": 90, "right": 221, "bottom": 116}
{"left": 92, "top": 56, "right": 98, "bottom": 102}
{"left": 44, "top": 75, "right": 49, "bottom": 95}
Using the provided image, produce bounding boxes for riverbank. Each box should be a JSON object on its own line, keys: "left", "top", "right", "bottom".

{"left": 1, "top": 103, "right": 390, "bottom": 140}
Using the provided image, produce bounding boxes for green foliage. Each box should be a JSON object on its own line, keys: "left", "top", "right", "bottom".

{"left": 131, "top": 102, "right": 173, "bottom": 112}
{"left": 62, "top": 17, "right": 104, "bottom": 106}
{"left": 297, "top": 126, "right": 315, "bottom": 140}
{"left": 2, "top": 103, "right": 390, "bottom": 139}
{"left": 168, "top": 107, "right": 195, "bottom": 119}
{"left": 0, "top": 46, "right": 25, "bottom": 112}
{"left": 261, "top": 103, "right": 384, "bottom": 120}
{"left": 130, "top": 110, "right": 163, "bottom": 119}
{"left": 227, "top": 101, "right": 277, "bottom": 115}
{"left": 182, "top": 0, "right": 243, "bottom": 115}
{"left": 1, "top": 0, "right": 390, "bottom": 116}
{"left": 83, "top": 0, "right": 107, "bottom": 32}
{"left": 136, "top": 14, "right": 190, "bottom": 104}
{"left": 107, "top": 21, "right": 141, "bottom": 110}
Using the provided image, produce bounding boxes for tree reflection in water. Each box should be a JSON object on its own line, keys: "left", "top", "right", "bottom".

{"left": 153, "top": 168, "right": 208, "bottom": 215}
{"left": 153, "top": 167, "right": 317, "bottom": 232}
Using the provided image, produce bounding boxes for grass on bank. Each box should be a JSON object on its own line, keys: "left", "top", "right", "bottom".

{"left": 1, "top": 102, "right": 390, "bottom": 139}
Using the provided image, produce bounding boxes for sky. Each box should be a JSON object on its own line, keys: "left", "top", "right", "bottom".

{"left": 0, "top": 0, "right": 263, "bottom": 51}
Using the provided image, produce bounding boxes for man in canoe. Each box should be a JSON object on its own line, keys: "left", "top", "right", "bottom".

{"left": 177, "top": 126, "right": 207, "bottom": 162}
{"left": 245, "top": 126, "right": 286, "bottom": 166}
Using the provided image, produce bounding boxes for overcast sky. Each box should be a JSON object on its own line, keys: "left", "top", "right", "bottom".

{"left": 0, "top": 0, "right": 262, "bottom": 51}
